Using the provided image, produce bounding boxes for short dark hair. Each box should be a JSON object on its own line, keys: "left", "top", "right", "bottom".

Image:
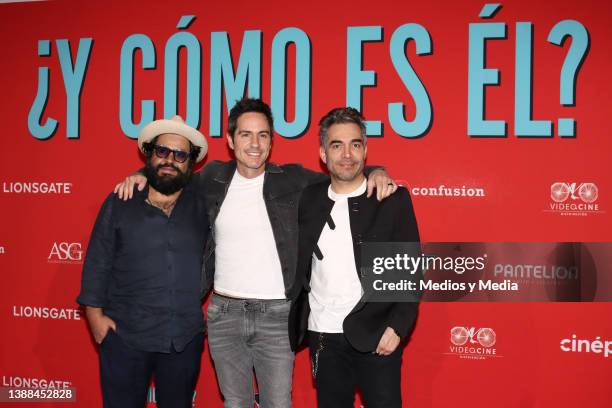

{"left": 227, "top": 98, "right": 274, "bottom": 138}
{"left": 142, "top": 135, "right": 201, "bottom": 162}
{"left": 319, "top": 107, "right": 367, "bottom": 147}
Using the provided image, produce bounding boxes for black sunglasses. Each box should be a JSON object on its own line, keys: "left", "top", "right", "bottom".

{"left": 151, "top": 144, "right": 190, "bottom": 163}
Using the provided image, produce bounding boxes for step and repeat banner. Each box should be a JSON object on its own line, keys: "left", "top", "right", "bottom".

{"left": 0, "top": 0, "right": 610, "bottom": 406}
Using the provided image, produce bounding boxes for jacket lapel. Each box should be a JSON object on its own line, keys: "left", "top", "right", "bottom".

{"left": 302, "top": 183, "right": 334, "bottom": 279}
{"left": 348, "top": 192, "right": 379, "bottom": 312}
{"left": 210, "top": 160, "right": 236, "bottom": 220}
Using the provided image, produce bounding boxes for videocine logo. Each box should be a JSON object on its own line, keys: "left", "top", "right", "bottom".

{"left": 547, "top": 182, "right": 601, "bottom": 216}
{"left": 48, "top": 242, "right": 83, "bottom": 264}
{"left": 447, "top": 326, "right": 500, "bottom": 360}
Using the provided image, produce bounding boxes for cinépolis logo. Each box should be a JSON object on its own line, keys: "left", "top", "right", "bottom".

{"left": 12, "top": 305, "right": 81, "bottom": 321}
{"left": 2, "top": 181, "right": 72, "bottom": 194}
{"left": 446, "top": 326, "right": 501, "bottom": 360}
{"left": 560, "top": 334, "right": 611, "bottom": 358}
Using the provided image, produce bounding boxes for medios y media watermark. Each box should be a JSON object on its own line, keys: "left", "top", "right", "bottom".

{"left": 360, "top": 242, "right": 612, "bottom": 302}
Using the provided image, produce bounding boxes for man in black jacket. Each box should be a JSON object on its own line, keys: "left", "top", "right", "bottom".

{"left": 294, "top": 107, "right": 420, "bottom": 408}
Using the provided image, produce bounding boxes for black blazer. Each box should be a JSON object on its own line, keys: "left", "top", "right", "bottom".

{"left": 289, "top": 180, "right": 421, "bottom": 352}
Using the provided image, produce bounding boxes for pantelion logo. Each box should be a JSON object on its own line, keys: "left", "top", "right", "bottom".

{"left": 547, "top": 182, "right": 602, "bottom": 216}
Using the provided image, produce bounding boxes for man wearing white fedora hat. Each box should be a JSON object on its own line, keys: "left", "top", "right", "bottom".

{"left": 78, "top": 116, "right": 209, "bottom": 408}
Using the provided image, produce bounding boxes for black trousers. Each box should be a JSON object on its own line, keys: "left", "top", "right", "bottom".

{"left": 99, "top": 331, "right": 204, "bottom": 408}
{"left": 309, "top": 331, "right": 403, "bottom": 408}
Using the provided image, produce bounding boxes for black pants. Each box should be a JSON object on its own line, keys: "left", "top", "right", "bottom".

{"left": 99, "top": 331, "right": 204, "bottom": 408}
{"left": 309, "top": 331, "right": 403, "bottom": 408}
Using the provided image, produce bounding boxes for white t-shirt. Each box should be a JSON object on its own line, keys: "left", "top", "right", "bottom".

{"left": 308, "top": 179, "right": 366, "bottom": 333}
{"left": 213, "top": 170, "right": 286, "bottom": 299}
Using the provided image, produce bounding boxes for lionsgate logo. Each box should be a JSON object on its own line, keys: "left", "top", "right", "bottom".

{"left": 2, "top": 181, "right": 72, "bottom": 194}
{"left": 48, "top": 242, "right": 83, "bottom": 264}
{"left": 396, "top": 181, "right": 486, "bottom": 199}
{"left": 12, "top": 305, "right": 81, "bottom": 320}
{"left": 446, "top": 326, "right": 501, "bottom": 360}
{"left": 546, "top": 182, "right": 602, "bottom": 216}
{"left": 2, "top": 374, "right": 72, "bottom": 389}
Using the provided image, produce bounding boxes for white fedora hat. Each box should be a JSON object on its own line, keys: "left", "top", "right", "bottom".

{"left": 138, "top": 115, "right": 208, "bottom": 163}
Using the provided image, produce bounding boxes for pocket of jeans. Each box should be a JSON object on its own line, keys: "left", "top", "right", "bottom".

{"left": 100, "top": 329, "right": 114, "bottom": 347}
{"left": 206, "top": 304, "right": 223, "bottom": 323}
{"left": 267, "top": 301, "right": 291, "bottom": 321}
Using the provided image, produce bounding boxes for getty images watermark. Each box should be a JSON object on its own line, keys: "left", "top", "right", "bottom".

{"left": 360, "top": 242, "right": 612, "bottom": 302}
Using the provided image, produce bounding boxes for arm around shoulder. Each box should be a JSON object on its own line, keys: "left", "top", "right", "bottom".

{"left": 283, "top": 163, "right": 328, "bottom": 188}
{"left": 189, "top": 160, "right": 225, "bottom": 193}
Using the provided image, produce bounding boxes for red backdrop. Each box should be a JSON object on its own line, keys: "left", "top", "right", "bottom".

{"left": 0, "top": 0, "right": 610, "bottom": 407}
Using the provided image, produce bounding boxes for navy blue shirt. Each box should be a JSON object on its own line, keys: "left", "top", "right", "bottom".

{"left": 77, "top": 182, "right": 209, "bottom": 353}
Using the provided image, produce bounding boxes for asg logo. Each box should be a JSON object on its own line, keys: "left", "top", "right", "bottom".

{"left": 447, "top": 326, "right": 499, "bottom": 360}
{"left": 48, "top": 242, "right": 83, "bottom": 264}
{"left": 547, "top": 182, "right": 601, "bottom": 216}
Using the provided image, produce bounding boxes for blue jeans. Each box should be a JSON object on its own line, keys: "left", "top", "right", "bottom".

{"left": 207, "top": 293, "right": 294, "bottom": 408}
{"left": 99, "top": 330, "right": 203, "bottom": 408}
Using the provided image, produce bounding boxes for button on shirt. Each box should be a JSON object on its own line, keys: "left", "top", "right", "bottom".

{"left": 77, "top": 183, "right": 209, "bottom": 353}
